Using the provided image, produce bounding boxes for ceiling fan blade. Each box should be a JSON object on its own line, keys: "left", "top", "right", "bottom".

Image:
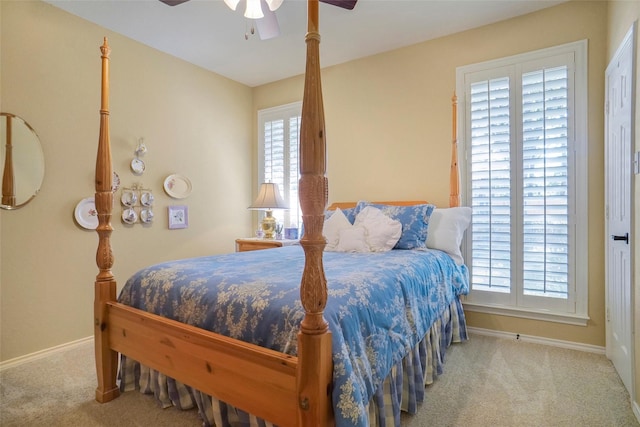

{"left": 319, "top": 0, "right": 357, "bottom": 10}
{"left": 256, "top": 5, "right": 281, "bottom": 40}
{"left": 159, "top": 0, "right": 357, "bottom": 10}
{"left": 158, "top": 0, "right": 354, "bottom": 41}
{"left": 158, "top": 0, "right": 190, "bottom": 6}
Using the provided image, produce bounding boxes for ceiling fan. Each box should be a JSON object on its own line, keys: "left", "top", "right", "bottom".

{"left": 159, "top": 0, "right": 358, "bottom": 40}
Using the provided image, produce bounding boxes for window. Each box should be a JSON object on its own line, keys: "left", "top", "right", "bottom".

{"left": 456, "top": 41, "right": 589, "bottom": 325}
{"left": 257, "top": 102, "right": 303, "bottom": 229}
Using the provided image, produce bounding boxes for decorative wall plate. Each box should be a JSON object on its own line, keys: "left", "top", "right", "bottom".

{"left": 121, "top": 190, "right": 137, "bottom": 207}
{"left": 112, "top": 171, "right": 120, "bottom": 192}
{"left": 140, "top": 191, "right": 154, "bottom": 206}
{"left": 140, "top": 208, "right": 154, "bottom": 223}
{"left": 130, "top": 158, "right": 145, "bottom": 175}
{"left": 122, "top": 208, "right": 138, "bottom": 224}
{"left": 163, "top": 174, "right": 192, "bottom": 199}
{"left": 74, "top": 197, "right": 98, "bottom": 230}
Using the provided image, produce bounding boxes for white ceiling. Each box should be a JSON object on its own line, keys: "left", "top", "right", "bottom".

{"left": 44, "top": 0, "right": 565, "bottom": 87}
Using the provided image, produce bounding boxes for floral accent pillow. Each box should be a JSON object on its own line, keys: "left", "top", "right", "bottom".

{"left": 325, "top": 206, "right": 358, "bottom": 224}
{"left": 356, "top": 201, "right": 435, "bottom": 249}
{"left": 325, "top": 206, "right": 402, "bottom": 253}
{"left": 353, "top": 206, "right": 402, "bottom": 252}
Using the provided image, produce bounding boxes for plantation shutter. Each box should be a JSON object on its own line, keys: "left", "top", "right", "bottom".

{"left": 469, "top": 77, "right": 512, "bottom": 294}
{"left": 259, "top": 102, "right": 302, "bottom": 228}
{"left": 459, "top": 41, "right": 588, "bottom": 321}
{"left": 287, "top": 116, "right": 302, "bottom": 228}
{"left": 521, "top": 66, "right": 569, "bottom": 298}
{"left": 468, "top": 64, "right": 572, "bottom": 304}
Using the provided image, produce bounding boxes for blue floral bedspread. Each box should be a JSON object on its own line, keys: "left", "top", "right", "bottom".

{"left": 118, "top": 245, "right": 469, "bottom": 427}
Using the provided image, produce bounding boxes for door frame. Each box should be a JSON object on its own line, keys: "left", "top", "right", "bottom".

{"left": 604, "top": 21, "right": 636, "bottom": 401}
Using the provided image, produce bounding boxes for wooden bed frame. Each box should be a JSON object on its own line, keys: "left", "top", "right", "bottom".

{"left": 93, "top": 2, "right": 460, "bottom": 426}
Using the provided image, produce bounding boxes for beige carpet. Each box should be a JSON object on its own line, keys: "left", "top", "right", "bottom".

{"left": 1, "top": 334, "right": 638, "bottom": 427}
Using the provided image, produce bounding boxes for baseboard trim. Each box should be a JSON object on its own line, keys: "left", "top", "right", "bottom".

{"left": 467, "top": 326, "right": 606, "bottom": 355}
{"left": 0, "top": 336, "right": 94, "bottom": 372}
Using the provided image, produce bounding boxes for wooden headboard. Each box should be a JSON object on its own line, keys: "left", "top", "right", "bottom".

{"left": 327, "top": 201, "right": 428, "bottom": 210}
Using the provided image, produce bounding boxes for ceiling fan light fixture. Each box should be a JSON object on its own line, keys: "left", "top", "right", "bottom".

{"left": 265, "top": 0, "right": 283, "bottom": 11}
{"left": 244, "top": 0, "right": 264, "bottom": 19}
{"left": 223, "top": 0, "right": 241, "bottom": 11}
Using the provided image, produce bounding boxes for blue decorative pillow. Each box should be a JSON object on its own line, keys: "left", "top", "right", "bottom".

{"left": 355, "top": 201, "right": 435, "bottom": 249}
{"left": 325, "top": 206, "right": 358, "bottom": 224}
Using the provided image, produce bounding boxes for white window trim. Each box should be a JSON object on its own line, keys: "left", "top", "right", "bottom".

{"left": 257, "top": 101, "right": 302, "bottom": 187}
{"left": 257, "top": 101, "right": 303, "bottom": 228}
{"left": 456, "top": 40, "right": 589, "bottom": 326}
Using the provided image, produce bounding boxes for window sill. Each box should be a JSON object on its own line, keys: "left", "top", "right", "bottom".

{"left": 462, "top": 301, "right": 590, "bottom": 326}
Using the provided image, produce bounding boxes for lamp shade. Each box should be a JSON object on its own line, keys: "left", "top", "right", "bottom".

{"left": 244, "top": 0, "right": 263, "bottom": 19}
{"left": 223, "top": 0, "right": 283, "bottom": 19}
{"left": 248, "top": 183, "right": 288, "bottom": 210}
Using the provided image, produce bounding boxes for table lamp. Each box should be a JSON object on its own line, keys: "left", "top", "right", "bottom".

{"left": 248, "top": 182, "right": 288, "bottom": 239}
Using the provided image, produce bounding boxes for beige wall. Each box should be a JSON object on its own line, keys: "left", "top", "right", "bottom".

{"left": 607, "top": 0, "right": 639, "bottom": 414}
{"left": 1, "top": 1, "right": 635, "bottom": 409}
{"left": 0, "top": 1, "right": 254, "bottom": 361}
{"left": 255, "top": 0, "right": 609, "bottom": 346}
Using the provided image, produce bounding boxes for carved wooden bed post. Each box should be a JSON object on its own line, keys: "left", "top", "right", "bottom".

{"left": 296, "top": 0, "right": 333, "bottom": 425}
{"left": 94, "top": 37, "right": 120, "bottom": 403}
{"left": 449, "top": 93, "right": 460, "bottom": 208}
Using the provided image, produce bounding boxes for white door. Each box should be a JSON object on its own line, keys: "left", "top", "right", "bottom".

{"left": 605, "top": 23, "right": 635, "bottom": 395}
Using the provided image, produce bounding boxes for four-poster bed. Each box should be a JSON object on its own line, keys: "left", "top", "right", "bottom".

{"left": 93, "top": 2, "right": 467, "bottom": 426}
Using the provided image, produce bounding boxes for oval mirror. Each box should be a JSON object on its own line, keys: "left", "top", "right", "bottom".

{"left": 0, "top": 113, "right": 45, "bottom": 210}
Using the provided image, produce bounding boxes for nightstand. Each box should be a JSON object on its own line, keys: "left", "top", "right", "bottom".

{"left": 235, "top": 238, "right": 299, "bottom": 252}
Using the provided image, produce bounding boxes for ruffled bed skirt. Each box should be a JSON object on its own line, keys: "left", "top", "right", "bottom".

{"left": 118, "top": 298, "right": 467, "bottom": 427}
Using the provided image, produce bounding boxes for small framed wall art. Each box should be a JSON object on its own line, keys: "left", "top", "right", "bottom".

{"left": 168, "top": 205, "right": 188, "bottom": 229}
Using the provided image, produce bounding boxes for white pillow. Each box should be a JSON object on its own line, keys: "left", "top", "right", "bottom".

{"left": 323, "top": 208, "right": 352, "bottom": 251}
{"left": 354, "top": 206, "right": 402, "bottom": 252}
{"left": 334, "top": 226, "right": 370, "bottom": 253}
{"left": 426, "top": 207, "right": 472, "bottom": 265}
